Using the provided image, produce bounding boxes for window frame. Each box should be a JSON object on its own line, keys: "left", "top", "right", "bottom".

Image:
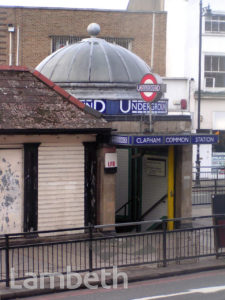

{"left": 50, "top": 35, "right": 133, "bottom": 53}
{"left": 204, "top": 54, "right": 225, "bottom": 89}
{"left": 205, "top": 14, "right": 225, "bottom": 34}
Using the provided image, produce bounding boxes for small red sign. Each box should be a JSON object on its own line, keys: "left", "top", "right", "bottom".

{"left": 105, "top": 153, "right": 117, "bottom": 169}
{"left": 108, "top": 161, "right": 116, "bottom": 167}
{"left": 138, "top": 73, "right": 158, "bottom": 102}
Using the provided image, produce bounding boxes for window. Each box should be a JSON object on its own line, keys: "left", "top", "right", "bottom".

{"left": 205, "top": 55, "right": 225, "bottom": 88}
{"left": 51, "top": 36, "right": 84, "bottom": 52}
{"left": 205, "top": 15, "right": 225, "bottom": 33}
{"left": 51, "top": 36, "right": 133, "bottom": 52}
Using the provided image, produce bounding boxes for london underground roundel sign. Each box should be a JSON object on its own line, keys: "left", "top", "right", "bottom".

{"left": 137, "top": 73, "right": 160, "bottom": 102}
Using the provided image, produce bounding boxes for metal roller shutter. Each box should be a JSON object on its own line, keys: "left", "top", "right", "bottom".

{"left": 38, "top": 143, "right": 84, "bottom": 231}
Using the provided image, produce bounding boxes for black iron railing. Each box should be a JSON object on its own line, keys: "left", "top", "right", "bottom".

{"left": 1, "top": 215, "right": 225, "bottom": 287}
{"left": 192, "top": 166, "right": 225, "bottom": 205}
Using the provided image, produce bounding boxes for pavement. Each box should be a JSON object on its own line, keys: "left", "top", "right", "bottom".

{"left": 0, "top": 256, "right": 225, "bottom": 299}
{"left": 1, "top": 204, "right": 224, "bottom": 299}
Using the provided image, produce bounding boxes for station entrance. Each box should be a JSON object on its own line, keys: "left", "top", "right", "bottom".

{"left": 116, "top": 146, "right": 171, "bottom": 229}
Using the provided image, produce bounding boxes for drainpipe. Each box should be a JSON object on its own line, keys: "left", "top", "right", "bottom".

{"left": 16, "top": 26, "right": 20, "bottom": 66}
{"left": 167, "top": 145, "right": 174, "bottom": 230}
{"left": 151, "top": 13, "right": 155, "bottom": 70}
{"left": 188, "top": 78, "right": 195, "bottom": 128}
{"left": 8, "top": 24, "right": 15, "bottom": 66}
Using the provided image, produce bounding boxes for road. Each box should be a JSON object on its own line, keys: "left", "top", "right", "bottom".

{"left": 16, "top": 269, "right": 225, "bottom": 300}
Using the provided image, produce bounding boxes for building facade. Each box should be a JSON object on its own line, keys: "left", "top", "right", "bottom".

{"left": 0, "top": 5, "right": 166, "bottom": 77}
{"left": 0, "top": 3, "right": 220, "bottom": 233}
{"left": 164, "top": 0, "right": 225, "bottom": 168}
{"left": 129, "top": 0, "right": 225, "bottom": 168}
{"left": 36, "top": 23, "right": 219, "bottom": 229}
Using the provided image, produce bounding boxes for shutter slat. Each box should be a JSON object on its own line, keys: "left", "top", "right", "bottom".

{"left": 38, "top": 144, "right": 84, "bottom": 231}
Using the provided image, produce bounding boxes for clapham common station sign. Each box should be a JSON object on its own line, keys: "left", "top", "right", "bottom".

{"left": 111, "top": 134, "right": 219, "bottom": 146}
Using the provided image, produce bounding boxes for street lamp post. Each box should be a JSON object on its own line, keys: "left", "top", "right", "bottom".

{"left": 196, "top": 0, "right": 211, "bottom": 182}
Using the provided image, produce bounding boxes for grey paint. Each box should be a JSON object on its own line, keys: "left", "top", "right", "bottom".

{"left": 36, "top": 37, "right": 151, "bottom": 84}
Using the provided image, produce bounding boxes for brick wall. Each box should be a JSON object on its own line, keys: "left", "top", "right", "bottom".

{"left": 0, "top": 6, "right": 167, "bottom": 76}
{"left": 0, "top": 8, "right": 7, "bottom": 64}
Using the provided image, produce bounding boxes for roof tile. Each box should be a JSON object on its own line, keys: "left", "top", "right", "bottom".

{"left": 0, "top": 68, "right": 109, "bottom": 131}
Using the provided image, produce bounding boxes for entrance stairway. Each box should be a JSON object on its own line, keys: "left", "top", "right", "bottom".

{"left": 116, "top": 194, "right": 167, "bottom": 232}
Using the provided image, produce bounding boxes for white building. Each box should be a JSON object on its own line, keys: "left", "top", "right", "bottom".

{"left": 165, "top": 0, "right": 225, "bottom": 167}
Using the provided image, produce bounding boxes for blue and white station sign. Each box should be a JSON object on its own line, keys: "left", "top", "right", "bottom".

{"left": 134, "top": 136, "right": 163, "bottom": 145}
{"left": 80, "top": 99, "right": 168, "bottom": 115}
{"left": 191, "top": 135, "right": 219, "bottom": 144}
{"left": 165, "top": 136, "right": 191, "bottom": 144}
{"left": 111, "top": 134, "right": 219, "bottom": 146}
{"left": 111, "top": 135, "right": 133, "bottom": 145}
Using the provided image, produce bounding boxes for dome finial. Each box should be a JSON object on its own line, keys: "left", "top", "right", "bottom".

{"left": 87, "top": 23, "right": 100, "bottom": 37}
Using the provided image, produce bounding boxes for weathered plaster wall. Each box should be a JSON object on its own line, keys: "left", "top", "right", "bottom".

{"left": 97, "top": 146, "right": 116, "bottom": 227}
{"left": 0, "top": 149, "right": 23, "bottom": 234}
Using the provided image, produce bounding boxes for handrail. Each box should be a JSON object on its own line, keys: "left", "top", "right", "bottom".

{"left": 115, "top": 200, "right": 132, "bottom": 215}
{"left": 139, "top": 194, "right": 167, "bottom": 221}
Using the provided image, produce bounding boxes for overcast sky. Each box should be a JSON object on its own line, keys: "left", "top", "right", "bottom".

{"left": 0, "top": 0, "right": 129, "bottom": 9}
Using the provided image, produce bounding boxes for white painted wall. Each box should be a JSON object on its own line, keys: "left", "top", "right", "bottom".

{"left": 165, "top": 0, "right": 194, "bottom": 78}
{"left": 163, "top": 77, "right": 195, "bottom": 117}
{"left": 197, "top": 99, "right": 225, "bottom": 129}
{"left": 165, "top": 0, "right": 225, "bottom": 86}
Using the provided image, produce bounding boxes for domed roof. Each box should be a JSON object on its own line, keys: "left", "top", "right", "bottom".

{"left": 36, "top": 24, "right": 151, "bottom": 84}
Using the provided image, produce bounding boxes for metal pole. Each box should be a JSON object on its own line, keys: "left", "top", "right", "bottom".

{"left": 88, "top": 224, "right": 93, "bottom": 273}
{"left": 162, "top": 220, "right": 167, "bottom": 267}
{"left": 16, "top": 26, "right": 20, "bottom": 66}
{"left": 198, "top": 0, "right": 202, "bottom": 132}
{"left": 149, "top": 102, "right": 152, "bottom": 132}
{"left": 168, "top": 146, "right": 174, "bottom": 230}
{"left": 9, "top": 32, "right": 13, "bottom": 66}
{"left": 196, "top": 0, "right": 203, "bottom": 183}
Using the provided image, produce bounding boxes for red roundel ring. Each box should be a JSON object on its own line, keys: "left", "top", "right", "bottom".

{"left": 140, "top": 73, "right": 158, "bottom": 102}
